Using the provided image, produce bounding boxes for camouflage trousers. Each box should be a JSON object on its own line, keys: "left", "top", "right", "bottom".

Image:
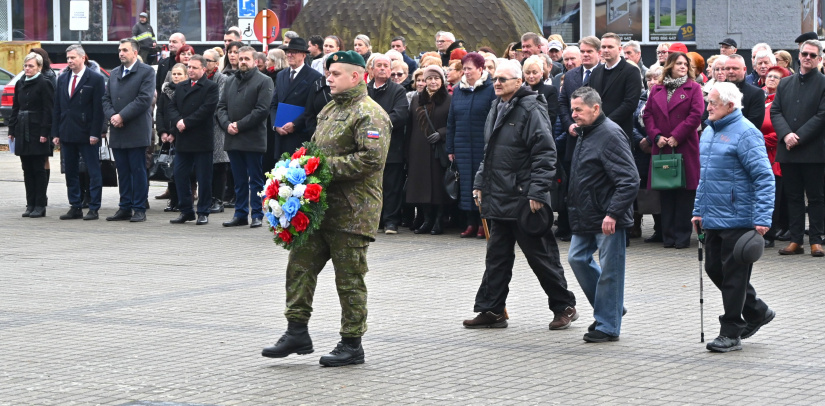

{"left": 284, "top": 230, "right": 370, "bottom": 337}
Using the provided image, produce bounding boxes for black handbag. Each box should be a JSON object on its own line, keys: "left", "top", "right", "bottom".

{"left": 443, "top": 160, "right": 460, "bottom": 201}
{"left": 99, "top": 138, "right": 118, "bottom": 187}
{"left": 149, "top": 142, "right": 175, "bottom": 182}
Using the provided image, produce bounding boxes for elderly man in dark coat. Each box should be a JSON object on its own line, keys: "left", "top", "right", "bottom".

{"left": 102, "top": 38, "right": 155, "bottom": 222}
{"left": 217, "top": 46, "right": 275, "bottom": 228}
{"left": 367, "top": 53, "right": 409, "bottom": 234}
{"left": 464, "top": 60, "right": 578, "bottom": 331}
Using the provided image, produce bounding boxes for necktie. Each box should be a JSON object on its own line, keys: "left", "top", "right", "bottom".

{"left": 70, "top": 74, "right": 77, "bottom": 97}
{"left": 583, "top": 69, "right": 591, "bottom": 86}
{"left": 123, "top": 68, "right": 130, "bottom": 78}
{"left": 191, "top": 81, "right": 196, "bottom": 87}
{"left": 290, "top": 70, "right": 296, "bottom": 83}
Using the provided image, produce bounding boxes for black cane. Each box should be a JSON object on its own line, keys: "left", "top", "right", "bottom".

{"left": 695, "top": 220, "right": 705, "bottom": 343}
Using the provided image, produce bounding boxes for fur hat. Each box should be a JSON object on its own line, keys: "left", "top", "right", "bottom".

{"left": 422, "top": 65, "right": 446, "bottom": 83}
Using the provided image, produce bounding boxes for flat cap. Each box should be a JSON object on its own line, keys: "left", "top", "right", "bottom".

{"left": 718, "top": 38, "right": 737, "bottom": 48}
{"left": 326, "top": 50, "right": 366, "bottom": 70}
{"left": 139, "top": 12, "right": 148, "bottom": 18}
{"left": 796, "top": 31, "right": 818, "bottom": 43}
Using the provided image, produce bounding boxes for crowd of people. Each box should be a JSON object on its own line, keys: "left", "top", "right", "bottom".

{"left": 9, "top": 21, "right": 825, "bottom": 361}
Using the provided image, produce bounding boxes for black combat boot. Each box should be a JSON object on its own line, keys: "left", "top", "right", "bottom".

{"left": 319, "top": 336, "right": 364, "bottom": 367}
{"left": 261, "top": 321, "right": 314, "bottom": 358}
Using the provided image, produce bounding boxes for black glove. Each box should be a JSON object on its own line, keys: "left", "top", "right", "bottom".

{"left": 427, "top": 132, "right": 441, "bottom": 144}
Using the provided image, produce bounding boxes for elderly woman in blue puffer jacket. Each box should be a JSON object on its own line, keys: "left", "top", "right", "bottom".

{"left": 691, "top": 82, "right": 775, "bottom": 353}
{"left": 447, "top": 52, "right": 497, "bottom": 239}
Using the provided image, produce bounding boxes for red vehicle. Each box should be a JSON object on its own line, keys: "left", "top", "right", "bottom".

{"left": 1, "top": 63, "right": 110, "bottom": 125}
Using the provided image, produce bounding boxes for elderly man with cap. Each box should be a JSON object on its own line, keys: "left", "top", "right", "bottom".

{"left": 132, "top": 12, "right": 156, "bottom": 64}
{"left": 692, "top": 82, "right": 775, "bottom": 353}
{"left": 269, "top": 37, "right": 323, "bottom": 159}
{"left": 463, "top": 59, "right": 578, "bottom": 332}
{"left": 261, "top": 50, "right": 391, "bottom": 367}
{"left": 719, "top": 38, "right": 737, "bottom": 56}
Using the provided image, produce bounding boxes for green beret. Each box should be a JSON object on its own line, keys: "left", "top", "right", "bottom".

{"left": 326, "top": 50, "right": 366, "bottom": 70}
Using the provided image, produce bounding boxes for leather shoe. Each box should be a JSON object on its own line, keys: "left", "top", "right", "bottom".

{"left": 196, "top": 215, "right": 208, "bottom": 225}
{"left": 644, "top": 232, "right": 663, "bottom": 243}
{"left": 706, "top": 335, "right": 742, "bottom": 352}
{"left": 83, "top": 210, "right": 99, "bottom": 220}
{"left": 22, "top": 206, "right": 33, "bottom": 217}
{"left": 60, "top": 207, "right": 84, "bottom": 220}
{"left": 130, "top": 211, "right": 146, "bottom": 222}
{"left": 476, "top": 227, "right": 486, "bottom": 239}
{"left": 223, "top": 217, "right": 248, "bottom": 227}
{"left": 209, "top": 198, "right": 224, "bottom": 213}
{"left": 414, "top": 222, "right": 433, "bottom": 234}
{"left": 812, "top": 244, "right": 825, "bottom": 257}
{"left": 776, "top": 230, "right": 791, "bottom": 241}
{"left": 319, "top": 341, "right": 365, "bottom": 367}
{"left": 430, "top": 221, "right": 443, "bottom": 235}
{"left": 764, "top": 239, "right": 775, "bottom": 248}
{"left": 262, "top": 330, "right": 314, "bottom": 358}
{"left": 106, "top": 209, "right": 132, "bottom": 221}
{"left": 250, "top": 218, "right": 263, "bottom": 228}
{"left": 154, "top": 188, "right": 170, "bottom": 199}
{"left": 778, "top": 242, "right": 804, "bottom": 255}
{"left": 163, "top": 204, "right": 179, "bottom": 212}
{"left": 170, "top": 212, "right": 196, "bottom": 224}
{"left": 459, "top": 226, "right": 478, "bottom": 238}
{"left": 29, "top": 206, "right": 46, "bottom": 218}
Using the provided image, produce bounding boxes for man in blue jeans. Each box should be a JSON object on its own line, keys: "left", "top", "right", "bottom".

{"left": 566, "top": 87, "right": 639, "bottom": 342}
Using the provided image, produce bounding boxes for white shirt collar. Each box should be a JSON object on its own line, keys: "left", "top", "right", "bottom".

{"left": 290, "top": 64, "right": 304, "bottom": 76}
{"left": 72, "top": 66, "right": 86, "bottom": 79}
{"left": 604, "top": 58, "right": 621, "bottom": 70}
{"left": 122, "top": 61, "right": 137, "bottom": 74}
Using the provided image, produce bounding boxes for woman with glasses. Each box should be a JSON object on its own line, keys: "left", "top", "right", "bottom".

{"left": 390, "top": 60, "right": 412, "bottom": 91}
{"left": 8, "top": 53, "right": 54, "bottom": 218}
{"left": 447, "top": 52, "right": 497, "bottom": 239}
{"left": 760, "top": 66, "right": 793, "bottom": 247}
{"left": 642, "top": 52, "right": 705, "bottom": 249}
{"left": 406, "top": 66, "right": 453, "bottom": 235}
{"left": 774, "top": 50, "right": 794, "bottom": 73}
{"left": 702, "top": 55, "right": 728, "bottom": 98}
{"left": 649, "top": 42, "right": 672, "bottom": 70}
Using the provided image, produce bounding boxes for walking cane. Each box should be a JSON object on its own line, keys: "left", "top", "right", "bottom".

{"left": 695, "top": 220, "right": 705, "bottom": 343}
{"left": 475, "top": 194, "right": 508, "bottom": 319}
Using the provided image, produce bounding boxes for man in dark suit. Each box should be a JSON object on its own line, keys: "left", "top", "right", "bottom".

{"left": 269, "top": 37, "right": 323, "bottom": 159}
{"left": 52, "top": 44, "right": 106, "bottom": 221}
{"left": 723, "top": 54, "right": 765, "bottom": 128}
{"left": 556, "top": 36, "right": 602, "bottom": 240}
{"left": 587, "top": 33, "right": 642, "bottom": 147}
{"left": 103, "top": 38, "right": 156, "bottom": 222}
{"left": 771, "top": 39, "right": 825, "bottom": 257}
{"left": 166, "top": 55, "right": 220, "bottom": 225}
{"left": 367, "top": 53, "right": 409, "bottom": 234}
{"left": 156, "top": 32, "right": 185, "bottom": 96}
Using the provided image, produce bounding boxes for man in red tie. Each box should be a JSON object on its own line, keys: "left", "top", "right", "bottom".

{"left": 51, "top": 44, "right": 106, "bottom": 221}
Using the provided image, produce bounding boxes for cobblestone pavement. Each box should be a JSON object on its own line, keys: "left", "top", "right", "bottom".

{"left": 1, "top": 152, "right": 824, "bottom": 405}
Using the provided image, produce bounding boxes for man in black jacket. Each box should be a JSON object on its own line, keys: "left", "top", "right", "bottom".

{"left": 566, "top": 87, "right": 639, "bottom": 343}
{"left": 166, "top": 55, "right": 220, "bottom": 225}
{"left": 723, "top": 54, "right": 765, "bottom": 128}
{"left": 588, "top": 33, "right": 642, "bottom": 144}
{"left": 464, "top": 60, "right": 578, "bottom": 331}
{"left": 155, "top": 32, "right": 185, "bottom": 96}
{"left": 771, "top": 39, "right": 825, "bottom": 257}
{"left": 367, "top": 54, "right": 409, "bottom": 234}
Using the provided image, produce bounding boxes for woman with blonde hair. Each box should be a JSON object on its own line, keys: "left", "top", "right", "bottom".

{"left": 774, "top": 50, "right": 794, "bottom": 73}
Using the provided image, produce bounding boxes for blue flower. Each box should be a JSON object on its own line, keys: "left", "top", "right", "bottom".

{"left": 281, "top": 196, "right": 302, "bottom": 221}
{"left": 265, "top": 212, "right": 278, "bottom": 228}
{"left": 286, "top": 167, "right": 307, "bottom": 185}
{"left": 275, "top": 160, "right": 288, "bottom": 168}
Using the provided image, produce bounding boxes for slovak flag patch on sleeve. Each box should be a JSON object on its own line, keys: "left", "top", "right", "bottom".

{"left": 367, "top": 131, "right": 380, "bottom": 139}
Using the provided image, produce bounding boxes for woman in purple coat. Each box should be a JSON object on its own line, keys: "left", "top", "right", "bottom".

{"left": 642, "top": 52, "right": 705, "bottom": 248}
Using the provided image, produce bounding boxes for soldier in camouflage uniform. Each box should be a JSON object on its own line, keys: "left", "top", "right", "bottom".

{"left": 262, "top": 50, "right": 391, "bottom": 367}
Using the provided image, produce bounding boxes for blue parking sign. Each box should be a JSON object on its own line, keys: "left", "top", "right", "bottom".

{"left": 238, "top": 0, "right": 256, "bottom": 18}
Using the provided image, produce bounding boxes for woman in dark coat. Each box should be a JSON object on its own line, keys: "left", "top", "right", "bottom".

{"left": 642, "top": 52, "right": 705, "bottom": 249}
{"left": 155, "top": 63, "right": 188, "bottom": 211}
{"left": 522, "top": 55, "right": 559, "bottom": 126}
{"left": 406, "top": 65, "right": 452, "bottom": 235}
{"left": 447, "top": 52, "right": 497, "bottom": 238}
{"left": 8, "top": 53, "right": 54, "bottom": 217}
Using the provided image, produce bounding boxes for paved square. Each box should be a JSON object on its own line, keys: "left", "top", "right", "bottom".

{"left": 1, "top": 151, "right": 823, "bottom": 405}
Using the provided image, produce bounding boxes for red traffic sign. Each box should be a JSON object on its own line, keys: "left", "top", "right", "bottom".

{"left": 253, "top": 9, "right": 279, "bottom": 43}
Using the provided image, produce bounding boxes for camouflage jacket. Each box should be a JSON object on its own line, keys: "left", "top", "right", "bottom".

{"left": 313, "top": 81, "right": 392, "bottom": 240}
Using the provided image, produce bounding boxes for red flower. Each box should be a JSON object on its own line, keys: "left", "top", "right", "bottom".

{"left": 292, "top": 211, "right": 310, "bottom": 232}
{"left": 304, "top": 184, "right": 322, "bottom": 202}
{"left": 292, "top": 147, "right": 307, "bottom": 160}
{"left": 265, "top": 179, "right": 279, "bottom": 199}
{"left": 304, "top": 157, "right": 320, "bottom": 175}
{"left": 278, "top": 230, "right": 293, "bottom": 243}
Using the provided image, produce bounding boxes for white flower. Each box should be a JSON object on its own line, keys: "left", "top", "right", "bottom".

{"left": 269, "top": 199, "right": 283, "bottom": 217}
{"left": 288, "top": 159, "right": 302, "bottom": 168}
{"left": 279, "top": 215, "right": 290, "bottom": 229}
{"left": 278, "top": 185, "right": 293, "bottom": 199}
{"left": 273, "top": 166, "right": 289, "bottom": 181}
{"left": 292, "top": 184, "right": 306, "bottom": 198}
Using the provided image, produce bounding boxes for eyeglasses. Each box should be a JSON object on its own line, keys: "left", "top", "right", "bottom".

{"left": 657, "top": 51, "right": 668, "bottom": 55}
{"left": 390, "top": 73, "right": 405, "bottom": 77}
{"left": 800, "top": 51, "right": 819, "bottom": 59}
{"left": 436, "top": 40, "right": 446, "bottom": 44}
{"left": 205, "top": 59, "right": 216, "bottom": 63}
{"left": 493, "top": 77, "right": 519, "bottom": 83}
{"left": 766, "top": 75, "right": 783, "bottom": 80}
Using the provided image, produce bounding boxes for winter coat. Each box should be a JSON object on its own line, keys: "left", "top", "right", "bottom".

{"left": 103, "top": 61, "right": 156, "bottom": 149}
{"left": 269, "top": 64, "right": 323, "bottom": 157}
{"left": 736, "top": 80, "right": 766, "bottom": 129}
{"left": 473, "top": 87, "right": 556, "bottom": 220}
{"left": 760, "top": 93, "right": 781, "bottom": 176}
{"left": 567, "top": 113, "right": 639, "bottom": 234}
{"left": 131, "top": 21, "right": 156, "bottom": 51}
{"left": 693, "top": 108, "right": 775, "bottom": 229}
{"left": 155, "top": 82, "right": 176, "bottom": 136}
{"left": 168, "top": 77, "right": 219, "bottom": 153}
{"left": 528, "top": 81, "right": 559, "bottom": 126}
{"left": 446, "top": 72, "right": 496, "bottom": 210}
{"left": 207, "top": 70, "right": 229, "bottom": 163}
{"left": 642, "top": 78, "right": 704, "bottom": 190}
{"left": 9, "top": 74, "right": 54, "bottom": 156}
{"left": 406, "top": 88, "right": 452, "bottom": 205}
{"left": 770, "top": 69, "right": 825, "bottom": 164}
{"left": 588, "top": 57, "right": 643, "bottom": 144}
{"left": 368, "top": 80, "right": 409, "bottom": 164}
{"left": 217, "top": 69, "right": 274, "bottom": 153}
{"left": 51, "top": 68, "right": 105, "bottom": 143}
